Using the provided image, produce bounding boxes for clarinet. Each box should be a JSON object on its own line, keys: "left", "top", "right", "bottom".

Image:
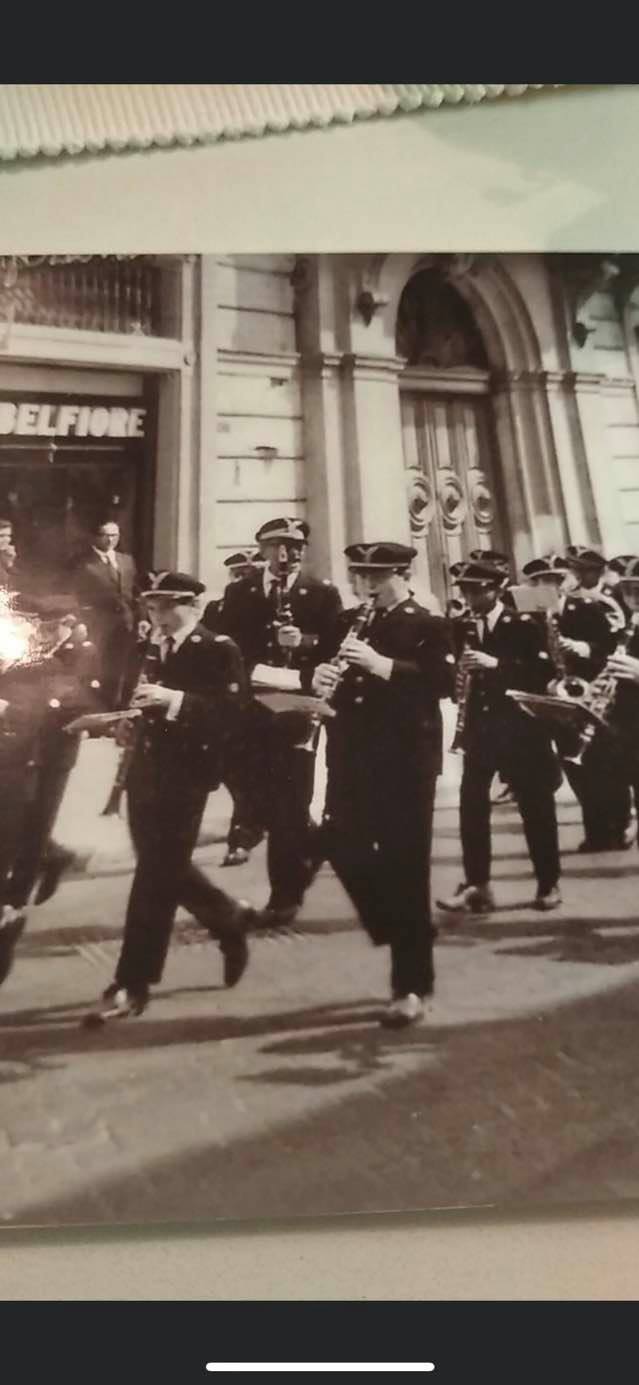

{"left": 270, "top": 559, "right": 296, "bottom": 668}
{"left": 450, "top": 618, "right": 479, "bottom": 754}
{"left": 326, "top": 597, "right": 376, "bottom": 704}
{"left": 100, "top": 642, "right": 158, "bottom": 816}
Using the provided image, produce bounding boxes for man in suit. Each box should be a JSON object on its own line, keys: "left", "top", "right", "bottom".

{"left": 70, "top": 519, "right": 138, "bottom": 709}
{"left": 206, "top": 517, "right": 343, "bottom": 928}
{"left": 312, "top": 541, "right": 455, "bottom": 1028}
{"left": 437, "top": 558, "right": 562, "bottom": 916}
{"left": 84, "top": 572, "right": 254, "bottom": 1024}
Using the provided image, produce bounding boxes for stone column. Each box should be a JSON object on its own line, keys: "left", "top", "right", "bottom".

{"left": 153, "top": 255, "right": 199, "bottom": 574}
{"left": 569, "top": 370, "right": 626, "bottom": 554}
{"left": 295, "top": 256, "right": 349, "bottom": 586}
{"left": 340, "top": 352, "right": 411, "bottom": 545}
{"left": 195, "top": 255, "right": 220, "bottom": 592}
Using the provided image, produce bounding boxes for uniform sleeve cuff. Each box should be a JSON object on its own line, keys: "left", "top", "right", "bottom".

{"left": 165, "top": 689, "right": 185, "bottom": 721}
{"left": 372, "top": 653, "right": 394, "bottom": 681}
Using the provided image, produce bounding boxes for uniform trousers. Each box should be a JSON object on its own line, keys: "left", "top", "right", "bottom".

{"left": 321, "top": 740, "right": 438, "bottom": 999}
{"left": 0, "top": 745, "right": 33, "bottom": 905}
{"left": 460, "top": 733, "right": 560, "bottom": 893}
{"left": 115, "top": 749, "right": 240, "bottom": 991}
{"left": 562, "top": 736, "right": 632, "bottom": 848}
{"left": 7, "top": 732, "right": 80, "bottom": 909}
{"left": 229, "top": 704, "right": 317, "bottom": 909}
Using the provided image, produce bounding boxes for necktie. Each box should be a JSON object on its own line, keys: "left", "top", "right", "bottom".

{"left": 162, "top": 636, "right": 175, "bottom": 663}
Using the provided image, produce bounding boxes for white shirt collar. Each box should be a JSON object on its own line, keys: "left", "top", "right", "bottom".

{"left": 151, "top": 614, "right": 200, "bottom": 655}
{"left": 485, "top": 599, "right": 504, "bottom": 632}
{"left": 263, "top": 568, "right": 298, "bottom": 596}
{"left": 92, "top": 545, "right": 118, "bottom": 566}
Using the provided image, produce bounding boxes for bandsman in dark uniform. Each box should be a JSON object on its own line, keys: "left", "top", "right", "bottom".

{"left": 463, "top": 550, "right": 516, "bottom": 801}
{"left": 206, "top": 517, "right": 342, "bottom": 928}
{"left": 207, "top": 550, "right": 265, "bottom": 868}
{"left": 467, "top": 549, "right": 516, "bottom": 609}
{"left": 437, "top": 558, "right": 562, "bottom": 916}
{"left": 205, "top": 550, "right": 262, "bottom": 637}
{"left": 601, "top": 555, "right": 639, "bottom": 827}
{"left": 85, "top": 572, "right": 254, "bottom": 1024}
{"left": 556, "top": 548, "right": 631, "bottom": 850}
{"left": 0, "top": 605, "right": 103, "bottom": 986}
{"left": 312, "top": 541, "right": 454, "bottom": 1028}
{"left": 564, "top": 545, "right": 627, "bottom": 633}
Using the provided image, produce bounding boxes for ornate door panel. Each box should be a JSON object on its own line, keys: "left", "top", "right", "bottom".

{"left": 401, "top": 391, "right": 506, "bottom": 609}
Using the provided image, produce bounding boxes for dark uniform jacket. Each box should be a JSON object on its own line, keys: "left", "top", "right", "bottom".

{"left": 132, "top": 624, "right": 248, "bottom": 792}
{"left": 206, "top": 571, "right": 343, "bottom": 690}
{"left": 453, "top": 607, "right": 558, "bottom": 773}
{"left": 323, "top": 599, "right": 454, "bottom": 843}
{"left": 557, "top": 594, "right": 618, "bottom": 682}
{"left": 607, "top": 617, "right": 639, "bottom": 759}
{"left": 0, "top": 631, "right": 103, "bottom": 893}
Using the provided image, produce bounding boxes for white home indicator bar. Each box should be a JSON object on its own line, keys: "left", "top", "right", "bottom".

{"left": 206, "top": 1366, "right": 435, "bottom": 1373}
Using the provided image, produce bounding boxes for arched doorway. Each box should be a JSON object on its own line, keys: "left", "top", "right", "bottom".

{"left": 396, "top": 267, "right": 509, "bottom": 610}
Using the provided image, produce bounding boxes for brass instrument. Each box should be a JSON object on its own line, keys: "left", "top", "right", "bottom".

{"left": 543, "top": 607, "right": 589, "bottom": 701}
{"left": 450, "top": 618, "right": 479, "bottom": 754}
{"left": 507, "top": 625, "right": 631, "bottom": 765}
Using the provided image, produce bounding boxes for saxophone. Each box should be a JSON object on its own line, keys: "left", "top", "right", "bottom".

{"left": 450, "top": 618, "right": 479, "bottom": 754}
{"left": 544, "top": 607, "right": 589, "bottom": 701}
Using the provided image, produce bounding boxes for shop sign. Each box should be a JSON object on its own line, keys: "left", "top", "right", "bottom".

{"left": 0, "top": 401, "right": 146, "bottom": 439}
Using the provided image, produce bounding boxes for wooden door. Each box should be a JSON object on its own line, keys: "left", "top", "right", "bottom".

{"left": 401, "top": 390, "right": 507, "bottom": 610}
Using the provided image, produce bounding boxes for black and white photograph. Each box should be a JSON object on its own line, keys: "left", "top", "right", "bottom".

{"left": 3, "top": 238, "right": 639, "bottom": 1230}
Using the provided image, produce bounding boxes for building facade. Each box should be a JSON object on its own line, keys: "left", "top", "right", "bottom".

{"left": 2, "top": 252, "right": 639, "bottom": 605}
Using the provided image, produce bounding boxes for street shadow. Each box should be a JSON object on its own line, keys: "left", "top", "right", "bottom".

{"left": 0, "top": 997, "right": 392, "bottom": 1078}
{"left": 13, "top": 919, "right": 234, "bottom": 961}
{"left": 10, "top": 961, "right": 639, "bottom": 1228}
{"left": 436, "top": 913, "right": 639, "bottom": 967}
{"left": 498, "top": 927, "right": 639, "bottom": 968}
{"left": 492, "top": 861, "right": 639, "bottom": 884}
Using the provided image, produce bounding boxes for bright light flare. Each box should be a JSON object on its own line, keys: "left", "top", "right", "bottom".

{"left": 0, "top": 614, "right": 34, "bottom": 666}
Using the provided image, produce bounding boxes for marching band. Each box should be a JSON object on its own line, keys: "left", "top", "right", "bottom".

{"left": 2, "top": 509, "right": 639, "bottom": 1029}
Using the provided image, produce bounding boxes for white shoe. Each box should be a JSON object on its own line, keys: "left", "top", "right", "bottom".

{"left": 380, "top": 993, "right": 425, "bottom": 1029}
{"left": 82, "top": 986, "right": 148, "bottom": 1027}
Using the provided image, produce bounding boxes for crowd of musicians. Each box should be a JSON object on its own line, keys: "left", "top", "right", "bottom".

{"left": 2, "top": 507, "right": 639, "bottom": 1031}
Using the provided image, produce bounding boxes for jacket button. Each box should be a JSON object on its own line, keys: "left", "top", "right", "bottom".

{"left": 355, "top": 696, "right": 364, "bottom": 704}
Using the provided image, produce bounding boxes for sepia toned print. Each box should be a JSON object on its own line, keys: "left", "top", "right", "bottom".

{"left": 2, "top": 250, "right": 639, "bottom": 1228}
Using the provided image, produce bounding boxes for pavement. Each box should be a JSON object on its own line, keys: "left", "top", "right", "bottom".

{"left": 3, "top": 728, "right": 639, "bottom": 1230}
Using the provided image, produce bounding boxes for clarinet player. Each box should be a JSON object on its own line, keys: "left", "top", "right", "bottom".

{"left": 206, "top": 517, "right": 342, "bottom": 929}
{"left": 437, "top": 558, "right": 562, "bottom": 917}
{"left": 312, "top": 542, "right": 454, "bottom": 1028}
{"left": 84, "top": 572, "right": 255, "bottom": 1024}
